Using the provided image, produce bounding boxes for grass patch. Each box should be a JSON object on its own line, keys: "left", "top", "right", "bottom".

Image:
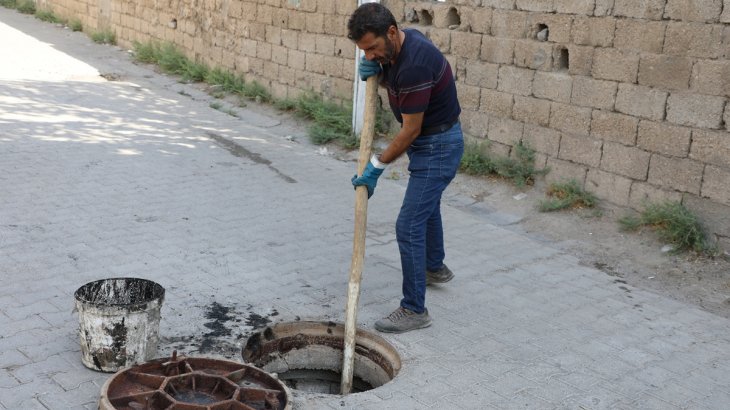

{"left": 91, "top": 29, "right": 116, "bottom": 45}
{"left": 0, "top": 0, "right": 18, "bottom": 8}
{"left": 34, "top": 9, "right": 62, "bottom": 23}
{"left": 619, "top": 201, "right": 715, "bottom": 255}
{"left": 539, "top": 179, "right": 597, "bottom": 212}
{"left": 68, "top": 18, "right": 82, "bottom": 32}
{"left": 460, "top": 141, "right": 546, "bottom": 187}
{"left": 16, "top": 0, "right": 35, "bottom": 14}
{"left": 287, "top": 91, "right": 357, "bottom": 148}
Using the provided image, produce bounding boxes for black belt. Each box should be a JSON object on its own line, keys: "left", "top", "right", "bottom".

{"left": 420, "top": 118, "right": 458, "bottom": 136}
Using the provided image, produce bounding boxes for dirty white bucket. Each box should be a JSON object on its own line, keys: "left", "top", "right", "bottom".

{"left": 74, "top": 277, "right": 165, "bottom": 372}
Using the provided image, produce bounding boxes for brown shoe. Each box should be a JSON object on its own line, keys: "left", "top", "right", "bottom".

{"left": 426, "top": 264, "right": 454, "bottom": 285}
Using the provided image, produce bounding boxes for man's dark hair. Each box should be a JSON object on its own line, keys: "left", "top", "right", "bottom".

{"left": 347, "top": 3, "right": 398, "bottom": 41}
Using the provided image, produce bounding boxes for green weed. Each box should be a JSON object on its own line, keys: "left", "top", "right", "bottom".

{"left": 0, "top": 0, "right": 18, "bottom": 9}
{"left": 209, "top": 102, "right": 223, "bottom": 110}
{"left": 16, "top": 0, "right": 35, "bottom": 14}
{"left": 460, "top": 141, "right": 545, "bottom": 187}
{"left": 538, "top": 179, "right": 597, "bottom": 212}
{"left": 619, "top": 201, "right": 715, "bottom": 255}
{"left": 68, "top": 18, "right": 82, "bottom": 32}
{"left": 91, "top": 29, "right": 116, "bottom": 45}
{"left": 34, "top": 9, "right": 61, "bottom": 23}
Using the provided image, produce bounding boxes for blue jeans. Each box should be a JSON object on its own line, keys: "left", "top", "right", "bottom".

{"left": 397, "top": 122, "right": 464, "bottom": 313}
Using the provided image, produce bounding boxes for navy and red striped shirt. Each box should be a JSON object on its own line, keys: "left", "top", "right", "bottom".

{"left": 382, "top": 28, "right": 460, "bottom": 130}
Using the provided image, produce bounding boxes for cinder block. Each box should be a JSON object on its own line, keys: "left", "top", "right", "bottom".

{"left": 550, "top": 102, "right": 592, "bottom": 135}
{"left": 316, "top": 0, "right": 336, "bottom": 15}
{"left": 304, "top": 52, "right": 324, "bottom": 74}
{"left": 638, "top": 54, "right": 692, "bottom": 91}
{"left": 323, "top": 14, "right": 347, "bottom": 37}
{"left": 335, "top": 0, "right": 357, "bottom": 16}
{"left": 690, "top": 129, "right": 730, "bottom": 168}
{"left": 614, "top": 19, "right": 665, "bottom": 53}
{"left": 702, "top": 165, "right": 730, "bottom": 206}
{"left": 256, "top": 42, "right": 272, "bottom": 60}
{"left": 512, "top": 96, "right": 551, "bottom": 126}
{"left": 591, "top": 110, "right": 638, "bottom": 145}
{"left": 613, "top": 0, "right": 666, "bottom": 20}
{"left": 334, "top": 37, "right": 353, "bottom": 57}
{"left": 270, "top": 8, "right": 288, "bottom": 27}
{"left": 427, "top": 28, "right": 452, "bottom": 53}
{"left": 281, "top": 29, "right": 298, "bottom": 49}
{"left": 558, "top": 134, "right": 603, "bottom": 167}
{"left": 526, "top": 13, "right": 573, "bottom": 43}
{"left": 262, "top": 60, "right": 280, "bottom": 80}
{"left": 288, "top": 11, "right": 306, "bottom": 30}
{"left": 463, "top": 111, "right": 490, "bottom": 138}
{"left": 723, "top": 0, "right": 730, "bottom": 22}
{"left": 690, "top": 59, "right": 730, "bottom": 97}
{"left": 457, "top": 83, "right": 482, "bottom": 111}
{"left": 683, "top": 194, "right": 730, "bottom": 239}
{"left": 305, "top": 12, "right": 324, "bottom": 33}
{"left": 288, "top": 49, "right": 306, "bottom": 70}
{"left": 483, "top": 0, "right": 518, "bottom": 9}
{"left": 523, "top": 124, "right": 561, "bottom": 156}
{"left": 322, "top": 56, "right": 343, "bottom": 77}
{"left": 256, "top": 4, "right": 274, "bottom": 25}
{"left": 629, "top": 182, "right": 682, "bottom": 210}
{"left": 465, "top": 61, "right": 499, "bottom": 89}
{"left": 648, "top": 154, "right": 704, "bottom": 194}
{"left": 464, "top": 7, "right": 493, "bottom": 34}
{"left": 298, "top": 32, "right": 316, "bottom": 52}
{"left": 241, "top": 39, "right": 258, "bottom": 57}
{"left": 664, "top": 0, "right": 723, "bottom": 22}
{"left": 664, "top": 22, "right": 724, "bottom": 59}
{"left": 516, "top": 0, "right": 555, "bottom": 12}
{"left": 271, "top": 45, "right": 288, "bottom": 65}
{"left": 497, "top": 65, "right": 534, "bottom": 96}
{"left": 601, "top": 142, "right": 651, "bottom": 180}
{"left": 545, "top": 157, "right": 588, "bottom": 185}
{"left": 492, "top": 10, "right": 528, "bottom": 38}
{"left": 615, "top": 83, "right": 668, "bottom": 121}
{"left": 554, "top": 0, "right": 595, "bottom": 15}
{"left": 315, "top": 35, "right": 334, "bottom": 55}
{"left": 266, "top": 26, "right": 281, "bottom": 46}
{"left": 586, "top": 168, "right": 632, "bottom": 205}
{"left": 637, "top": 120, "right": 691, "bottom": 157}
{"left": 567, "top": 45, "right": 594, "bottom": 76}
{"left": 480, "top": 89, "right": 514, "bottom": 117}
{"left": 666, "top": 92, "right": 725, "bottom": 129}
{"left": 592, "top": 48, "right": 639, "bottom": 83}
{"left": 726, "top": 104, "right": 730, "bottom": 132}
{"left": 488, "top": 117, "right": 525, "bottom": 145}
{"left": 451, "top": 32, "right": 483, "bottom": 59}
{"left": 533, "top": 71, "right": 573, "bottom": 103}
{"left": 481, "top": 36, "right": 515, "bottom": 64}
{"left": 594, "top": 0, "right": 615, "bottom": 15}
{"left": 571, "top": 76, "right": 617, "bottom": 110}
{"left": 432, "top": 4, "right": 457, "bottom": 28}
{"left": 250, "top": 22, "right": 267, "bottom": 41}
{"left": 513, "top": 40, "right": 554, "bottom": 71}
{"left": 571, "top": 16, "right": 616, "bottom": 47}
{"left": 486, "top": 140, "right": 513, "bottom": 157}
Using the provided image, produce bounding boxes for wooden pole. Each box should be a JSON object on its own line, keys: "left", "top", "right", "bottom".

{"left": 341, "top": 75, "right": 379, "bottom": 395}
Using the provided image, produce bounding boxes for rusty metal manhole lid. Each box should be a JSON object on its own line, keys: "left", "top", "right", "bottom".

{"left": 99, "top": 352, "right": 292, "bottom": 410}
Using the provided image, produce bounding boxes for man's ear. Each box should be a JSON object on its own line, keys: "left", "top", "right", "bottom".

{"left": 387, "top": 25, "right": 398, "bottom": 38}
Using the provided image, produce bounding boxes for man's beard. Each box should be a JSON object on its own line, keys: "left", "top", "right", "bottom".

{"left": 379, "top": 36, "right": 396, "bottom": 64}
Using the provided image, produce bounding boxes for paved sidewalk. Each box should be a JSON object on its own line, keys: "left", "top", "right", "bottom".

{"left": 2, "top": 8, "right": 730, "bottom": 410}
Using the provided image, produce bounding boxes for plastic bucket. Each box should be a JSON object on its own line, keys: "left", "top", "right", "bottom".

{"left": 74, "top": 278, "right": 165, "bottom": 372}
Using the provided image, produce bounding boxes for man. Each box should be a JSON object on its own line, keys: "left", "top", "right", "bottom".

{"left": 347, "top": 3, "right": 464, "bottom": 333}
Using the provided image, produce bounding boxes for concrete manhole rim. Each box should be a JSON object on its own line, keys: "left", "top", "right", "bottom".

{"left": 98, "top": 354, "right": 293, "bottom": 410}
{"left": 242, "top": 320, "right": 402, "bottom": 394}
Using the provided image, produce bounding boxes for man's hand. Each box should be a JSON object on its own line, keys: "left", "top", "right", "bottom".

{"left": 359, "top": 56, "right": 381, "bottom": 81}
{"left": 351, "top": 156, "right": 386, "bottom": 198}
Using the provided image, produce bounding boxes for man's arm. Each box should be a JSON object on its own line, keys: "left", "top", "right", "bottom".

{"left": 378, "top": 112, "right": 424, "bottom": 164}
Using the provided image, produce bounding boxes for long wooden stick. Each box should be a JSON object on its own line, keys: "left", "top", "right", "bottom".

{"left": 341, "top": 75, "right": 379, "bottom": 395}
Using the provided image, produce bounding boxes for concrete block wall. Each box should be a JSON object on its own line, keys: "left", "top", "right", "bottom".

{"left": 36, "top": 0, "right": 730, "bottom": 249}
{"left": 385, "top": 0, "right": 730, "bottom": 249}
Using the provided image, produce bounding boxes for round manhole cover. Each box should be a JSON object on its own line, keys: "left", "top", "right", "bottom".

{"left": 99, "top": 352, "right": 292, "bottom": 409}
{"left": 242, "top": 321, "right": 401, "bottom": 394}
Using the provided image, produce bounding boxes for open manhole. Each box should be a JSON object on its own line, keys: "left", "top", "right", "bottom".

{"left": 242, "top": 321, "right": 401, "bottom": 394}
{"left": 99, "top": 352, "right": 292, "bottom": 409}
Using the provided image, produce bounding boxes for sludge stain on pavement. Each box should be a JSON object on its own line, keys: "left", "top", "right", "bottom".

{"left": 206, "top": 132, "right": 296, "bottom": 183}
{"left": 172, "top": 302, "right": 279, "bottom": 356}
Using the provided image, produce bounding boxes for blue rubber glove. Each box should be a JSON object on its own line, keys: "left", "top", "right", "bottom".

{"left": 351, "top": 157, "right": 386, "bottom": 198}
{"left": 359, "top": 56, "right": 381, "bottom": 81}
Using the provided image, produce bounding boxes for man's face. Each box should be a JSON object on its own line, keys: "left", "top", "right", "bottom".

{"left": 355, "top": 26, "right": 398, "bottom": 64}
